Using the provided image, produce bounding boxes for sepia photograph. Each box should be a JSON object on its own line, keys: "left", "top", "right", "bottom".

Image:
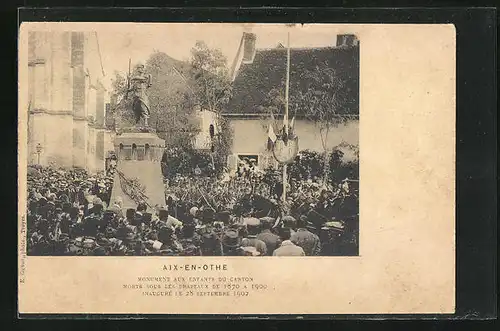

{"left": 24, "top": 24, "right": 359, "bottom": 257}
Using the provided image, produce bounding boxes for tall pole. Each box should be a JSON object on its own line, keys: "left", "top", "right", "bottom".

{"left": 282, "top": 31, "right": 291, "bottom": 204}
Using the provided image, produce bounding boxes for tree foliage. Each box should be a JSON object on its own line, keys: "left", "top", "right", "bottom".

{"left": 290, "top": 61, "right": 357, "bottom": 182}
{"left": 292, "top": 62, "right": 353, "bottom": 126}
{"left": 189, "top": 41, "right": 234, "bottom": 171}
{"left": 262, "top": 146, "right": 359, "bottom": 188}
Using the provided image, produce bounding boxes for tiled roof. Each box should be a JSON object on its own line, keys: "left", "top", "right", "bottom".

{"left": 224, "top": 45, "right": 359, "bottom": 116}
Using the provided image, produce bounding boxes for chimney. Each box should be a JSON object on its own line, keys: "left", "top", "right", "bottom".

{"left": 242, "top": 32, "right": 257, "bottom": 64}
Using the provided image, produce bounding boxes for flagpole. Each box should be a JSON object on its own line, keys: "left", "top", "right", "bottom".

{"left": 282, "top": 30, "right": 291, "bottom": 204}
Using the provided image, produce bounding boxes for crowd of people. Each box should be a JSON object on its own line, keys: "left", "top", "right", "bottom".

{"left": 25, "top": 161, "right": 359, "bottom": 256}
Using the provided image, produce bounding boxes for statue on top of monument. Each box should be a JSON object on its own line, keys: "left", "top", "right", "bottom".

{"left": 127, "top": 63, "right": 152, "bottom": 127}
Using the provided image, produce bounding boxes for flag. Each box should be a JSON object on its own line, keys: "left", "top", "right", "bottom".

{"left": 270, "top": 111, "right": 277, "bottom": 131}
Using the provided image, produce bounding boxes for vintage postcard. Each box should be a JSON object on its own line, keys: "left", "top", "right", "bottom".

{"left": 18, "top": 22, "right": 455, "bottom": 315}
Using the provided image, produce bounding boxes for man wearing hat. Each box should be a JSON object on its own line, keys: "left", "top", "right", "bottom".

{"left": 133, "top": 202, "right": 148, "bottom": 227}
{"left": 290, "top": 215, "right": 322, "bottom": 256}
{"left": 273, "top": 228, "right": 305, "bottom": 256}
{"left": 156, "top": 225, "right": 183, "bottom": 255}
{"left": 257, "top": 217, "right": 281, "bottom": 256}
{"left": 198, "top": 224, "right": 223, "bottom": 256}
{"left": 216, "top": 210, "right": 231, "bottom": 226}
{"left": 157, "top": 206, "right": 169, "bottom": 223}
{"left": 241, "top": 218, "right": 267, "bottom": 256}
{"left": 125, "top": 208, "right": 136, "bottom": 226}
{"left": 82, "top": 213, "right": 101, "bottom": 238}
{"left": 195, "top": 207, "right": 223, "bottom": 256}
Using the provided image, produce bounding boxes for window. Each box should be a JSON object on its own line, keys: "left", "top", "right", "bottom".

{"left": 145, "top": 144, "right": 150, "bottom": 161}
{"left": 124, "top": 145, "right": 132, "bottom": 160}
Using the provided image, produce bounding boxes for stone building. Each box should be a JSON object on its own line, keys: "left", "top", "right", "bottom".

{"left": 27, "top": 31, "right": 111, "bottom": 173}
{"left": 222, "top": 33, "right": 360, "bottom": 171}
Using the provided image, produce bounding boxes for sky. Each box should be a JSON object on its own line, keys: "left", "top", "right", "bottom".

{"left": 95, "top": 23, "right": 354, "bottom": 86}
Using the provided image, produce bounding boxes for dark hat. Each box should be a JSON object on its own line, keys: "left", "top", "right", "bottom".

{"left": 103, "top": 210, "right": 116, "bottom": 220}
{"left": 137, "top": 202, "right": 147, "bottom": 212}
{"left": 181, "top": 222, "right": 196, "bottom": 235}
{"left": 158, "top": 208, "right": 169, "bottom": 220}
{"left": 143, "top": 212, "right": 152, "bottom": 226}
{"left": 62, "top": 202, "right": 72, "bottom": 212}
{"left": 59, "top": 194, "right": 69, "bottom": 203}
{"left": 201, "top": 208, "right": 215, "bottom": 222}
{"left": 54, "top": 202, "right": 63, "bottom": 211}
{"left": 159, "top": 224, "right": 174, "bottom": 235}
{"left": 278, "top": 227, "right": 292, "bottom": 240}
{"left": 38, "top": 197, "right": 48, "bottom": 207}
{"left": 90, "top": 204, "right": 104, "bottom": 214}
{"left": 216, "top": 210, "right": 231, "bottom": 224}
{"left": 282, "top": 215, "right": 297, "bottom": 227}
{"left": 222, "top": 229, "right": 241, "bottom": 248}
{"left": 126, "top": 208, "right": 136, "bottom": 219}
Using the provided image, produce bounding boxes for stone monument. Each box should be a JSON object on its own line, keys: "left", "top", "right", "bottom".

{"left": 109, "top": 63, "right": 165, "bottom": 211}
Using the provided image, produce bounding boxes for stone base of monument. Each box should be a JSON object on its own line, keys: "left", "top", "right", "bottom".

{"left": 109, "top": 129, "right": 165, "bottom": 211}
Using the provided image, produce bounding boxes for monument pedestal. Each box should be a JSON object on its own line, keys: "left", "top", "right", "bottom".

{"left": 109, "top": 128, "right": 165, "bottom": 211}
